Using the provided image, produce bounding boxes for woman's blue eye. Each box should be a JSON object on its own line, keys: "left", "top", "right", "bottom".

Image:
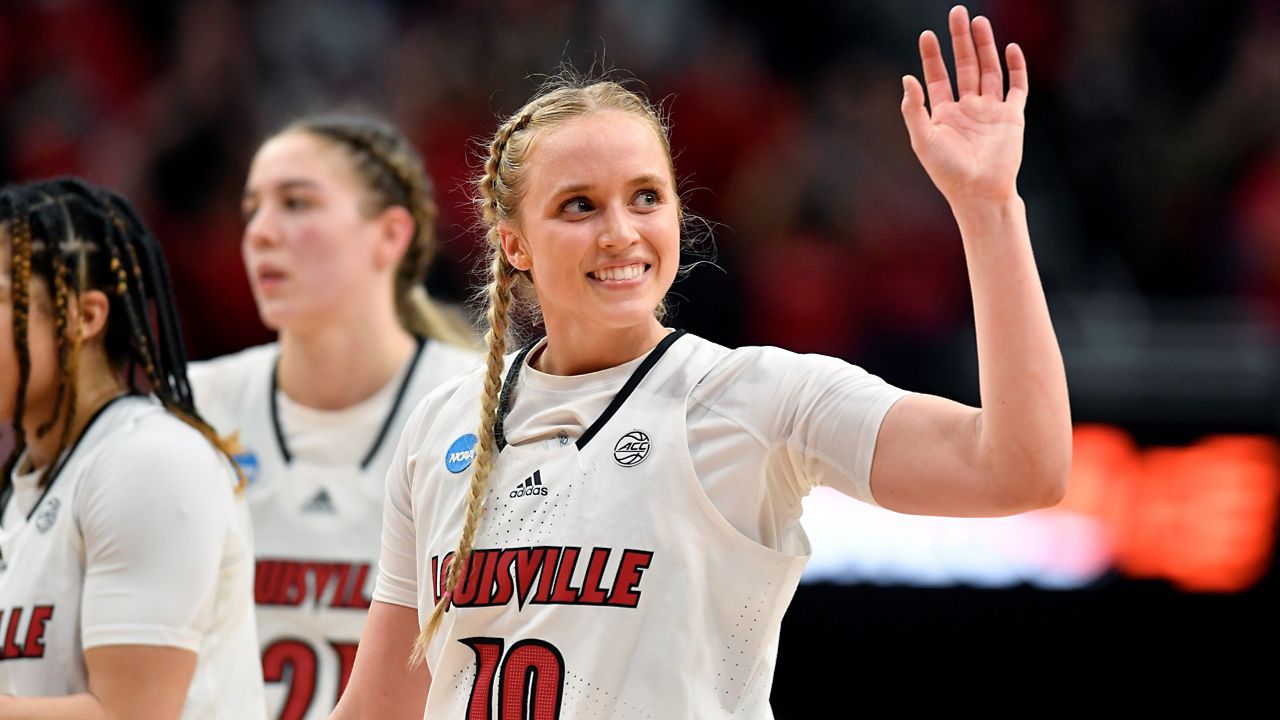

{"left": 562, "top": 197, "right": 593, "bottom": 214}
{"left": 635, "top": 190, "right": 659, "bottom": 207}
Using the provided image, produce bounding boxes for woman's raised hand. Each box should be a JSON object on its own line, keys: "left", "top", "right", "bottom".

{"left": 901, "top": 5, "right": 1028, "bottom": 205}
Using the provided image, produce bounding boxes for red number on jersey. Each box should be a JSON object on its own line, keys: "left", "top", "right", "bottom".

{"left": 463, "top": 637, "right": 565, "bottom": 720}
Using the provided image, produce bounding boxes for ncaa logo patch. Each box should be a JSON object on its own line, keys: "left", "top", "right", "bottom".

{"left": 445, "top": 433, "right": 479, "bottom": 473}
{"left": 35, "top": 498, "right": 60, "bottom": 533}
{"left": 613, "top": 430, "right": 651, "bottom": 467}
{"left": 234, "top": 452, "right": 260, "bottom": 486}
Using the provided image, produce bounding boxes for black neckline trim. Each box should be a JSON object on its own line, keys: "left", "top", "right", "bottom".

{"left": 269, "top": 338, "right": 428, "bottom": 470}
{"left": 493, "top": 330, "right": 687, "bottom": 452}
{"left": 0, "top": 393, "right": 133, "bottom": 528}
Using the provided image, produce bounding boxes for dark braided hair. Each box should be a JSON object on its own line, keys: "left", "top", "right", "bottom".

{"left": 2, "top": 177, "right": 242, "bottom": 490}
{"left": 276, "top": 113, "right": 474, "bottom": 346}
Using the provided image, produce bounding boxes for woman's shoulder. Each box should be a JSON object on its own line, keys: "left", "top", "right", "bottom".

{"left": 71, "top": 398, "right": 237, "bottom": 507}
{"left": 92, "top": 398, "right": 227, "bottom": 465}
{"left": 187, "top": 343, "right": 278, "bottom": 405}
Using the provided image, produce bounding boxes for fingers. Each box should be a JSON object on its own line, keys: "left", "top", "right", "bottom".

{"left": 949, "top": 6, "right": 980, "bottom": 99}
{"left": 901, "top": 75, "right": 931, "bottom": 149}
{"left": 918, "top": 30, "right": 954, "bottom": 109}
{"left": 971, "top": 15, "right": 1004, "bottom": 99}
{"left": 1006, "top": 43, "right": 1029, "bottom": 112}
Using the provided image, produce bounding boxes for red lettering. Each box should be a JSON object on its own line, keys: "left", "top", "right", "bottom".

{"left": 3, "top": 607, "right": 23, "bottom": 659}
{"left": 490, "top": 550, "right": 519, "bottom": 606}
{"left": 254, "top": 560, "right": 281, "bottom": 604}
{"left": 453, "top": 553, "right": 484, "bottom": 606}
{"left": 474, "top": 550, "right": 502, "bottom": 606}
{"left": 607, "top": 550, "right": 652, "bottom": 608}
{"left": 549, "top": 548, "right": 582, "bottom": 603}
{"left": 348, "top": 563, "right": 373, "bottom": 609}
{"left": 278, "top": 562, "right": 305, "bottom": 606}
{"left": 23, "top": 606, "right": 53, "bottom": 658}
{"left": 434, "top": 552, "right": 455, "bottom": 605}
{"left": 578, "top": 548, "right": 612, "bottom": 604}
{"left": 533, "top": 548, "right": 561, "bottom": 603}
{"left": 312, "top": 563, "right": 338, "bottom": 608}
{"left": 513, "top": 548, "right": 545, "bottom": 609}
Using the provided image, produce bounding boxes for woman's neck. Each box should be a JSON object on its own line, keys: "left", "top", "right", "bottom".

{"left": 24, "top": 362, "right": 126, "bottom": 471}
{"left": 534, "top": 318, "right": 668, "bottom": 376}
{"left": 277, "top": 314, "right": 418, "bottom": 411}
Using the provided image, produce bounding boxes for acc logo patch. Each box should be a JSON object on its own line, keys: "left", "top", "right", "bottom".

{"left": 446, "top": 434, "right": 479, "bottom": 473}
{"left": 35, "top": 498, "right": 61, "bottom": 533}
{"left": 233, "top": 452, "right": 260, "bottom": 486}
{"left": 613, "top": 430, "right": 651, "bottom": 467}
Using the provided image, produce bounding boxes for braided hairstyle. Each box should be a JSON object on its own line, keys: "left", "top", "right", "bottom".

{"left": 1, "top": 177, "right": 241, "bottom": 490}
{"left": 280, "top": 114, "right": 474, "bottom": 347}
{"left": 411, "top": 77, "right": 679, "bottom": 664}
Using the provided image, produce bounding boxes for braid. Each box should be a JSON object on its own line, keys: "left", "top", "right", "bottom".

{"left": 481, "top": 109, "right": 536, "bottom": 226}
{"left": 35, "top": 253, "right": 72, "bottom": 439}
{"left": 412, "top": 249, "right": 516, "bottom": 665}
{"left": 31, "top": 248, "right": 82, "bottom": 488}
{"left": 2, "top": 209, "right": 34, "bottom": 489}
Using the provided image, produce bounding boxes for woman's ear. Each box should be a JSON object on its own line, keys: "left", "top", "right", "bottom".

{"left": 373, "top": 205, "right": 415, "bottom": 271}
{"left": 75, "top": 289, "right": 111, "bottom": 343}
{"left": 498, "top": 223, "right": 532, "bottom": 271}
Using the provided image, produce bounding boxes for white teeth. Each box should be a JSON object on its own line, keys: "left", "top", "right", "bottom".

{"left": 594, "top": 264, "right": 644, "bottom": 281}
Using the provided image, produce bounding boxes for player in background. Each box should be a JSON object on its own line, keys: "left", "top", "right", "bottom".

{"left": 188, "top": 114, "right": 479, "bottom": 720}
{"left": 333, "top": 6, "right": 1070, "bottom": 719}
{"left": 0, "top": 178, "right": 265, "bottom": 719}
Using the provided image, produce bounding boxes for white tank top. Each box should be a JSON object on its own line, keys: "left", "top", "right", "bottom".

{"left": 409, "top": 332, "right": 808, "bottom": 719}
{"left": 190, "top": 339, "right": 479, "bottom": 720}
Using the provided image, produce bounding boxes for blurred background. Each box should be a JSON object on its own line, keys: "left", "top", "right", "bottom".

{"left": 3, "top": 0, "right": 1279, "bottom": 715}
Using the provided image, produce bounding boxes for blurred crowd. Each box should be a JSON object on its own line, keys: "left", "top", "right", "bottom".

{"left": 3, "top": 0, "right": 1279, "bottom": 395}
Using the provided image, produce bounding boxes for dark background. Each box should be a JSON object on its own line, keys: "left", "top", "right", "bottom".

{"left": 3, "top": 0, "right": 1279, "bottom": 715}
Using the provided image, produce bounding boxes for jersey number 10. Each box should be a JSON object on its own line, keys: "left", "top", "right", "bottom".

{"left": 462, "top": 637, "right": 565, "bottom": 719}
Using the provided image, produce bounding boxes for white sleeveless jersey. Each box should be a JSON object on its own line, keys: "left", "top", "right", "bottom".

{"left": 0, "top": 396, "right": 265, "bottom": 718}
{"left": 189, "top": 339, "right": 478, "bottom": 720}
{"left": 395, "top": 332, "right": 809, "bottom": 719}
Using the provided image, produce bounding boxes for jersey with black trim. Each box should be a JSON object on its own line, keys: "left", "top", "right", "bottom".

{"left": 384, "top": 332, "right": 902, "bottom": 719}
{"left": 0, "top": 396, "right": 265, "bottom": 718}
{"left": 189, "top": 339, "right": 478, "bottom": 720}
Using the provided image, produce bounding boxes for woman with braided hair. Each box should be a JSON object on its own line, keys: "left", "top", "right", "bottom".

{"left": 0, "top": 178, "right": 265, "bottom": 718}
{"left": 336, "top": 7, "right": 1070, "bottom": 718}
{"left": 187, "top": 114, "right": 478, "bottom": 719}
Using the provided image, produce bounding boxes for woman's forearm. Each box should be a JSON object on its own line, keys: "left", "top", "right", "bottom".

{"left": 955, "top": 195, "right": 1071, "bottom": 501}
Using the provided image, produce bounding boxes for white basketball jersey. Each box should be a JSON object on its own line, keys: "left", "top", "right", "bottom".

{"left": 409, "top": 332, "right": 809, "bottom": 719}
{"left": 190, "top": 339, "right": 478, "bottom": 720}
{"left": 0, "top": 396, "right": 264, "bottom": 718}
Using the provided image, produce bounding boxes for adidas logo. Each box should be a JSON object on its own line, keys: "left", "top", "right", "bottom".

{"left": 509, "top": 469, "right": 548, "bottom": 499}
{"left": 302, "top": 489, "right": 336, "bottom": 514}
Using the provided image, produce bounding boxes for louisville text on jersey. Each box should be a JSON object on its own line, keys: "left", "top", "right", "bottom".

{"left": 431, "top": 547, "right": 653, "bottom": 610}
{"left": 0, "top": 605, "right": 54, "bottom": 661}
{"left": 255, "top": 559, "right": 373, "bottom": 609}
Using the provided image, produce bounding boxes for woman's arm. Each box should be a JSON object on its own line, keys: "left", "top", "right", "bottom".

{"left": 869, "top": 6, "right": 1071, "bottom": 516}
{"left": 331, "top": 401, "right": 433, "bottom": 719}
{"left": 0, "top": 647, "right": 195, "bottom": 720}
{"left": 329, "top": 601, "right": 430, "bottom": 720}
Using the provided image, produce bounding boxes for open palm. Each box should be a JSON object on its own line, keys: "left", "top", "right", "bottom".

{"left": 902, "top": 6, "right": 1028, "bottom": 204}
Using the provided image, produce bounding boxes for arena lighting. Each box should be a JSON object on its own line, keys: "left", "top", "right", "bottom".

{"left": 800, "top": 424, "right": 1280, "bottom": 592}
